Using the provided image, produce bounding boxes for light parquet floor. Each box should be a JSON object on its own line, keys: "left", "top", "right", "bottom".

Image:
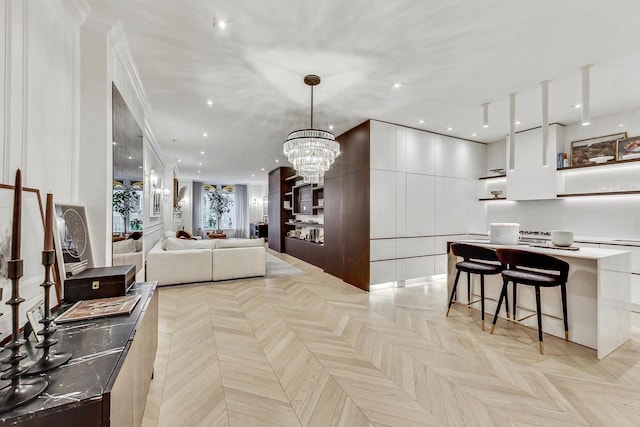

{"left": 142, "top": 250, "right": 640, "bottom": 427}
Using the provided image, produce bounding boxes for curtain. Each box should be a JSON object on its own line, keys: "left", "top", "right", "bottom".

{"left": 234, "top": 184, "right": 249, "bottom": 238}
{"left": 192, "top": 181, "right": 204, "bottom": 237}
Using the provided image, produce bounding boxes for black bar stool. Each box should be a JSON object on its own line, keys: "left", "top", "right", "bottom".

{"left": 490, "top": 248, "right": 569, "bottom": 354}
{"left": 447, "top": 243, "right": 505, "bottom": 330}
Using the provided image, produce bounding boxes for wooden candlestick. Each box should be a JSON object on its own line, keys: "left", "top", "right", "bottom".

{"left": 28, "top": 192, "right": 72, "bottom": 374}
{"left": 0, "top": 170, "right": 48, "bottom": 413}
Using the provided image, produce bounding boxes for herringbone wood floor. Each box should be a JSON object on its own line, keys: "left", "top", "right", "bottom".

{"left": 141, "top": 250, "right": 640, "bottom": 427}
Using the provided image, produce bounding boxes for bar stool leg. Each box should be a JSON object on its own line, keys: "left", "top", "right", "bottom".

{"left": 490, "top": 279, "right": 509, "bottom": 334}
{"left": 446, "top": 270, "right": 461, "bottom": 316}
{"left": 467, "top": 272, "right": 471, "bottom": 307}
{"left": 480, "top": 274, "right": 485, "bottom": 331}
{"left": 535, "top": 286, "right": 544, "bottom": 354}
{"left": 561, "top": 283, "right": 569, "bottom": 341}
{"left": 512, "top": 281, "right": 518, "bottom": 321}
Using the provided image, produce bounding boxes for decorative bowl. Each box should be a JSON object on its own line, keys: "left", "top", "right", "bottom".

{"left": 490, "top": 190, "right": 503, "bottom": 198}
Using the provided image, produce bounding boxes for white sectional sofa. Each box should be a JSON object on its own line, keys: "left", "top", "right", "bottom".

{"left": 146, "top": 233, "right": 266, "bottom": 286}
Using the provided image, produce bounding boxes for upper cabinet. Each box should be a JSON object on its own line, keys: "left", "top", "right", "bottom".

{"left": 506, "top": 124, "right": 563, "bottom": 200}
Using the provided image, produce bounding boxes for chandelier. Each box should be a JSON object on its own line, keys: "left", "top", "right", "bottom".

{"left": 283, "top": 74, "right": 340, "bottom": 184}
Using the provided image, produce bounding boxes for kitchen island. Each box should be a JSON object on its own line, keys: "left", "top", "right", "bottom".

{"left": 447, "top": 240, "right": 631, "bottom": 359}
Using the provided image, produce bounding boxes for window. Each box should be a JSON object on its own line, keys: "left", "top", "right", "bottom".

{"left": 202, "top": 184, "right": 235, "bottom": 230}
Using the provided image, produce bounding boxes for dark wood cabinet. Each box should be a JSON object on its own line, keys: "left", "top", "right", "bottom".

{"left": 284, "top": 237, "right": 324, "bottom": 269}
{"left": 268, "top": 167, "right": 295, "bottom": 252}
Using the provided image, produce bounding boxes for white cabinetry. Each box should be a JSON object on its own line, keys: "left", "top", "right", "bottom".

{"left": 507, "top": 124, "right": 562, "bottom": 200}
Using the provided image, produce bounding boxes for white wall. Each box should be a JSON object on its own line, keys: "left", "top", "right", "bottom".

{"left": 369, "top": 121, "right": 487, "bottom": 285}
{"left": 248, "top": 185, "right": 266, "bottom": 223}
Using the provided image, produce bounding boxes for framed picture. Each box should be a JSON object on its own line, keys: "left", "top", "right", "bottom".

{"left": 616, "top": 136, "right": 640, "bottom": 161}
{"left": 0, "top": 185, "right": 60, "bottom": 341}
{"left": 570, "top": 132, "right": 627, "bottom": 166}
{"left": 54, "top": 204, "right": 94, "bottom": 283}
{"left": 150, "top": 190, "right": 161, "bottom": 217}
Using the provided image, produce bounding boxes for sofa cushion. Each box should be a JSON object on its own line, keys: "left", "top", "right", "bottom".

{"left": 163, "top": 237, "right": 217, "bottom": 250}
{"left": 215, "top": 238, "right": 264, "bottom": 249}
{"left": 113, "top": 239, "right": 135, "bottom": 254}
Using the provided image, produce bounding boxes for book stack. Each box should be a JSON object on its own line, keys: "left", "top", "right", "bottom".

{"left": 557, "top": 153, "right": 568, "bottom": 168}
{"left": 65, "top": 259, "right": 88, "bottom": 277}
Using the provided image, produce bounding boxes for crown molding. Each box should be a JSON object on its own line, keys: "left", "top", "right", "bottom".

{"left": 144, "top": 119, "right": 165, "bottom": 165}
{"left": 63, "top": 0, "right": 91, "bottom": 25}
{"left": 107, "top": 21, "right": 152, "bottom": 119}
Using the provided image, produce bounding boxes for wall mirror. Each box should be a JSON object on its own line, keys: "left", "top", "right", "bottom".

{"left": 112, "top": 84, "right": 143, "bottom": 260}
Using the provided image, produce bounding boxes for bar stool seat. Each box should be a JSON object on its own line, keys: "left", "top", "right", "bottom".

{"left": 447, "top": 243, "right": 505, "bottom": 330}
{"left": 490, "top": 248, "right": 569, "bottom": 354}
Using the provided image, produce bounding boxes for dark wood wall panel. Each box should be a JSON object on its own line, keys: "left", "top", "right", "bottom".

{"left": 268, "top": 167, "right": 295, "bottom": 252}
{"left": 324, "top": 120, "right": 371, "bottom": 291}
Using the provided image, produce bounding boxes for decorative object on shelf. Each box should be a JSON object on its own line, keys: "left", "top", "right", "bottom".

{"left": 616, "top": 136, "right": 640, "bottom": 160}
{"left": 27, "top": 193, "right": 72, "bottom": 375}
{"left": 490, "top": 190, "right": 503, "bottom": 198}
{"left": 0, "top": 170, "right": 48, "bottom": 413}
{"left": 283, "top": 74, "right": 340, "bottom": 184}
{"left": 54, "top": 204, "right": 94, "bottom": 282}
{"left": 557, "top": 153, "right": 568, "bottom": 168}
{"left": 570, "top": 132, "right": 626, "bottom": 166}
{"left": 489, "top": 168, "right": 505, "bottom": 175}
{"left": 588, "top": 155, "right": 614, "bottom": 164}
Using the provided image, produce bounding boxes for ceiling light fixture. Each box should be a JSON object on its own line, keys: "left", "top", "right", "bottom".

{"left": 447, "top": 127, "right": 453, "bottom": 131}
{"left": 213, "top": 18, "right": 228, "bottom": 29}
{"left": 581, "top": 65, "right": 592, "bottom": 126}
{"left": 200, "top": 151, "right": 205, "bottom": 155}
{"left": 619, "top": 123, "right": 625, "bottom": 127}
{"left": 275, "top": 159, "right": 279, "bottom": 163}
{"left": 419, "top": 119, "right": 425, "bottom": 124}
{"left": 203, "top": 132, "right": 208, "bottom": 137}
{"left": 472, "top": 133, "right": 477, "bottom": 137}
{"left": 206, "top": 99, "right": 214, "bottom": 106}
{"left": 392, "top": 82, "right": 403, "bottom": 89}
{"left": 482, "top": 103, "right": 489, "bottom": 128}
{"left": 283, "top": 74, "right": 340, "bottom": 184}
{"left": 329, "top": 125, "right": 334, "bottom": 130}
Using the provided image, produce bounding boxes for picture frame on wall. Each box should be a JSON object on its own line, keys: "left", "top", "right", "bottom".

{"left": 615, "top": 136, "right": 640, "bottom": 161}
{"left": 570, "top": 132, "right": 627, "bottom": 166}
{"left": 0, "top": 185, "right": 61, "bottom": 341}
{"left": 54, "top": 203, "right": 95, "bottom": 283}
{"left": 150, "top": 191, "right": 161, "bottom": 217}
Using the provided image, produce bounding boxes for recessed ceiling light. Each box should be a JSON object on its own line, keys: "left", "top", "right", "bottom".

{"left": 275, "top": 159, "right": 279, "bottom": 163}
{"left": 392, "top": 82, "right": 403, "bottom": 89}
{"left": 619, "top": 123, "right": 624, "bottom": 127}
{"left": 329, "top": 125, "right": 334, "bottom": 130}
{"left": 112, "top": 141, "right": 117, "bottom": 145}
{"left": 177, "top": 159, "right": 182, "bottom": 162}
{"left": 572, "top": 104, "right": 582, "bottom": 109}
{"left": 419, "top": 120, "right": 425, "bottom": 124}
{"left": 447, "top": 127, "right": 453, "bottom": 131}
{"left": 261, "top": 168, "right": 265, "bottom": 171}
{"left": 128, "top": 156, "right": 133, "bottom": 160}
{"left": 213, "top": 18, "right": 228, "bottom": 29}
{"left": 515, "top": 120, "right": 521, "bottom": 125}
{"left": 203, "top": 132, "right": 208, "bottom": 137}
{"left": 199, "top": 162, "right": 202, "bottom": 166}
{"left": 139, "top": 166, "right": 142, "bottom": 169}
{"left": 582, "top": 121, "right": 591, "bottom": 126}
{"left": 472, "top": 133, "right": 477, "bottom": 137}
{"left": 206, "top": 99, "right": 214, "bottom": 106}
{"left": 251, "top": 174, "right": 255, "bottom": 177}
{"left": 198, "top": 170, "right": 201, "bottom": 173}
{"left": 200, "top": 151, "right": 205, "bottom": 155}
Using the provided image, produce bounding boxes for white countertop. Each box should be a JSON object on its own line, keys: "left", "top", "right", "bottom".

{"left": 459, "top": 239, "right": 629, "bottom": 260}
{"left": 468, "top": 233, "right": 640, "bottom": 248}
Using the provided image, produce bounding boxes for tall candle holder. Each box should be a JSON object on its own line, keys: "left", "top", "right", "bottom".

{"left": 0, "top": 170, "right": 47, "bottom": 413}
{"left": 27, "top": 193, "right": 71, "bottom": 374}
{"left": 26, "top": 251, "right": 71, "bottom": 374}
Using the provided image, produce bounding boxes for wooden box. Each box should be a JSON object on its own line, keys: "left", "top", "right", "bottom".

{"left": 64, "top": 265, "right": 135, "bottom": 303}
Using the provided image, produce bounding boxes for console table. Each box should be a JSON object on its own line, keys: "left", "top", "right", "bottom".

{"left": 0, "top": 281, "right": 158, "bottom": 426}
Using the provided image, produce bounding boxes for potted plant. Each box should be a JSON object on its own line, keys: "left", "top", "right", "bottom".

{"left": 113, "top": 187, "right": 141, "bottom": 234}
{"left": 207, "top": 187, "right": 233, "bottom": 233}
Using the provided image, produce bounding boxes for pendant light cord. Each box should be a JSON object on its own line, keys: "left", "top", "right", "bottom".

{"left": 310, "top": 85, "right": 314, "bottom": 129}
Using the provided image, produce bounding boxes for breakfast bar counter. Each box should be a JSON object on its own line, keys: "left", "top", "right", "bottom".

{"left": 447, "top": 240, "right": 631, "bottom": 359}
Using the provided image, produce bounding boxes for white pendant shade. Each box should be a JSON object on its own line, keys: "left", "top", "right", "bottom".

{"left": 482, "top": 103, "right": 489, "bottom": 128}
{"left": 541, "top": 80, "right": 549, "bottom": 166}
{"left": 508, "top": 93, "right": 516, "bottom": 170}
{"left": 581, "top": 65, "right": 591, "bottom": 126}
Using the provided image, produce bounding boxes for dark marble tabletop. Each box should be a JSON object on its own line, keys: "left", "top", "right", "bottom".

{"left": 0, "top": 282, "right": 157, "bottom": 425}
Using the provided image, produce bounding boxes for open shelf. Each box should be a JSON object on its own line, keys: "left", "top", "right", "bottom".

{"left": 312, "top": 205, "right": 324, "bottom": 209}
{"left": 285, "top": 236, "right": 324, "bottom": 246}
{"left": 312, "top": 185, "right": 324, "bottom": 191}
{"left": 284, "top": 191, "right": 293, "bottom": 196}
{"left": 479, "top": 197, "right": 507, "bottom": 201}
{"left": 557, "top": 190, "right": 640, "bottom": 198}
{"left": 284, "top": 174, "right": 300, "bottom": 182}
{"left": 559, "top": 157, "right": 640, "bottom": 171}
{"left": 285, "top": 222, "right": 324, "bottom": 227}
{"left": 478, "top": 174, "right": 507, "bottom": 180}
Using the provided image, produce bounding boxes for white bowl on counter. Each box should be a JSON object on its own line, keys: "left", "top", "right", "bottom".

{"left": 551, "top": 230, "right": 574, "bottom": 247}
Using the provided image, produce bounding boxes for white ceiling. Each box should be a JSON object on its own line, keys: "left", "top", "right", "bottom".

{"left": 87, "top": 0, "right": 640, "bottom": 186}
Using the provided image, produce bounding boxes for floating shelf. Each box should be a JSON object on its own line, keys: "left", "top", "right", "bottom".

{"left": 312, "top": 206, "right": 324, "bottom": 209}
{"left": 285, "top": 222, "right": 325, "bottom": 227}
{"left": 284, "top": 191, "right": 293, "bottom": 196}
{"left": 559, "top": 157, "right": 640, "bottom": 171}
{"left": 557, "top": 190, "right": 640, "bottom": 198}
{"left": 312, "top": 186, "right": 324, "bottom": 191}
{"left": 478, "top": 197, "right": 507, "bottom": 201}
{"left": 284, "top": 174, "right": 300, "bottom": 182}
{"left": 478, "top": 174, "right": 507, "bottom": 180}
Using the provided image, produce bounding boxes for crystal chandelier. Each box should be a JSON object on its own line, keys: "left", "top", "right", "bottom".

{"left": 283, "top": 74, "right": 340, "bottom": 184}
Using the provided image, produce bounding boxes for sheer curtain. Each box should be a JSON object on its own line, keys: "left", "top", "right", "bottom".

{"left": 192, "top": 181, "right": 204, "bottom": 237}
{"left": 233, "top": 185, "right": 249, "bottom": 238}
